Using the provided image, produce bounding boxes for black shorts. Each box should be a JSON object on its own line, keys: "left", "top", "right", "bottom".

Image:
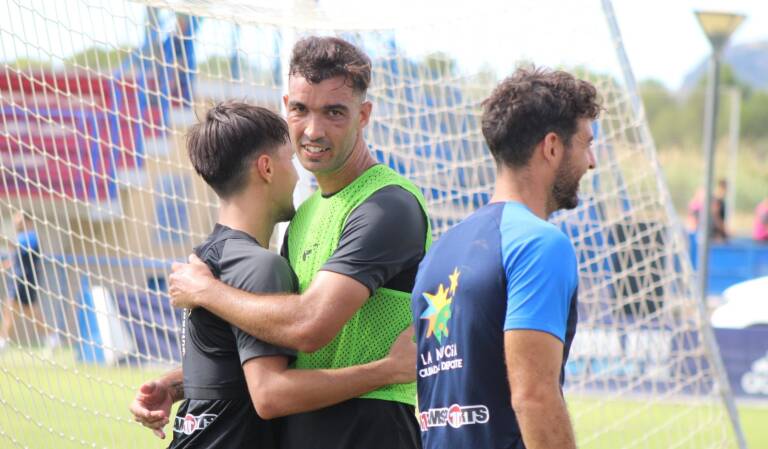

{"left": 279, "top": 398, "right": 421, "bottom": 449}
{"left": 168, "top": 398, "right": 278, "bottom": 449}
{"left": 12, "top": 281, "right": 37, "bottom": 306}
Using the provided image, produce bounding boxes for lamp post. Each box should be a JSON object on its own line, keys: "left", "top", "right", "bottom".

{"left": 694, "top": 11, "right": 747, "bottom": 449}
{"left": 694, "top": 10, "right": 743, "bottom": 303}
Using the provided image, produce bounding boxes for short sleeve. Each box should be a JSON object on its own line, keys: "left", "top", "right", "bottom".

{"left": 502, "top": 228, "right": 577, "bottom": 342}
{"left": 219, "top": 239, "right": 298, "bottom": 363}
{"left": 17, "top": 231, "right": 39, "bottom": 252}
{"left": 321, "top": 185, "right": 427, "bottom": 294}
{"left": 231, "top": 325, "right": 295, "bottom": 364}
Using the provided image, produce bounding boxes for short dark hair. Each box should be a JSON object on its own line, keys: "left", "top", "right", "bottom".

{"left": 186, "top": 101, "right": 288, "bottom": 197}
{"left": 481, "top": 67, "right": 600, "bottom": 168}
{"left": 289, "top": 36, "right": 371, "bottom": 94}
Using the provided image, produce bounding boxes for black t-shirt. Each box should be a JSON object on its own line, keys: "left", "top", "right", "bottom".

{"left": 169, "top": 224, "right": 297, "bottom": 449}
{"left": 279, "top": 185, "right": 427, "bottom": 449}
{"left": 282, "top": 184, "right": 428, "bottom": 293}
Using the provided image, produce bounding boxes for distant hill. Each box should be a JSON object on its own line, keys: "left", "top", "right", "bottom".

{"left": 681, "top": 40, "right": 768, "bottom": 92}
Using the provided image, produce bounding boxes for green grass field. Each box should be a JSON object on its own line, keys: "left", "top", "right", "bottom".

{"left": 1, "top": 347, "right": 766, "bottom": 448}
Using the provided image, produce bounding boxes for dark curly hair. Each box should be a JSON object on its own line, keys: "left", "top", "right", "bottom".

{"left": 289, "top": 36, "right": 371, "bottom": 95}
{"left": 481, "top": 67, "right": 600, "bottom": 168}
{"left": 187, "top": 101, "right": 288, "bottom": 198}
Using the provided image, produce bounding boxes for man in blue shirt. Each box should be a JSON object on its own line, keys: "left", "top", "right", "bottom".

{"left": 1, "top": 211, "right": 43, "bottom": 351}
{"left": 412, "top": 67, "right": 600, "bottom": 449}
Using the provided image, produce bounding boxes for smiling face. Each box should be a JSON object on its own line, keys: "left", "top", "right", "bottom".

{"left": 284, "top": 75, "right": 371, "bottom": 177}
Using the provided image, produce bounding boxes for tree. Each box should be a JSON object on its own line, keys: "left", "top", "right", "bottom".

{"left": 639, "top": 79, "right": 675, "bottom": 120}
{"left": 741, "top": 91, "right": 768, "bottom": 142}
{"left": 6, "top": 58, "right": 52, "bottom": 71}
{"left": 64, "top": 47, "right": 129, "bottom": 71}
{"left": 422, "top": 52, "right": 457, "bottom": 77}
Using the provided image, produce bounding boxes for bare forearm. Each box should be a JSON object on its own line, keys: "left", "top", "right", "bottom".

{"left": 254, "top": 360, "right": 393, "bottom": 418}
{"left": 197, "top": 281, "right": 306, "bottom": 349}
{"left": 514, "top": 395, "right": 576, "bottom": 449}
{"left": 158, "top": 367, "right": 185, "bottom": 402}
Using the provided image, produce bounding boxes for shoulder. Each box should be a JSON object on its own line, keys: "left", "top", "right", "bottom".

{"left": 17, "top": 230, "right": 39, "bottom": 248}
{"left": 524, "top": 225, "right": 573, "bottom": 258}
{"left": 500, "top": 202, "right": 571, "bottom": 243}
{"left": 358, "top": 185, "right": 423, "bottom": 213}
{"left": 500, "top": 205, "right": 575, "bottom": 268}
{"left": 219, "top": 239, "right": 296, "bottom": 293}
{"left": 345, "top": 185, "right": 426, "bottom": 236}
{"left": 221, "top": 238, "right": 290, "bottom": 272}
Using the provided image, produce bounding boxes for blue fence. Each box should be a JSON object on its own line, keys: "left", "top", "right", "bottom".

{"left": 689, "top": 235, "right": 768, "bottom": 294}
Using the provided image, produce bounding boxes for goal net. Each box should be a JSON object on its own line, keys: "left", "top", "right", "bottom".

{"left": 0, "top": 0, "right": 744, "bottom": 447}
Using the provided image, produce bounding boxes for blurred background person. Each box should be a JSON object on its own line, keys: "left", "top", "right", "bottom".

{"left": 686, "top": 180, "right": 728, "bottom": 242}
{"left": 0, "top": 211, "right": 43, "bottom": 351}
{"left": 753, "top": 196, "right": 768, "bottom": 242}
{"left": 711, "top": 179, "right": 729, "bottom": 242}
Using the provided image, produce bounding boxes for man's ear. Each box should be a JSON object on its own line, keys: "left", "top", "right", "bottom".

{"left": 359, "top": 100, "right": 372, "bottom": 128}
{"left": 540, "top": 131, "right": 563, "bottom": 166}
{"left": 282, "top": 94, "right": 289, "bottom": 109}
{"left": 255, "top": 153, "right": 273, "bottom": 183}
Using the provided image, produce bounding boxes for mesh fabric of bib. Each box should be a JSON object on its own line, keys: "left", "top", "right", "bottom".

{"left": 287, "top": 164, "right": 431, "bottom": 405}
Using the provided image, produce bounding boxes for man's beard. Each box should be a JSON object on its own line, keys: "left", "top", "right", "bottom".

{"left": 552, "top": 156, "right": 581, "bottom": 211}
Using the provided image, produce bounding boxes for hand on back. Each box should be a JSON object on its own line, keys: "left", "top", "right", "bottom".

{"left": 383, "top": 326, "right": 417, "bottom": 384}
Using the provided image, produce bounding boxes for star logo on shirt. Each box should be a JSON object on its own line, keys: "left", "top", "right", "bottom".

{"left": 420, "top": 267, "right": 460, "bottom": 344}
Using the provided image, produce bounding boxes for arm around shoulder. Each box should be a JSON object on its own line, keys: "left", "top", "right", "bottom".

{"left": 241, "top": 326, "right": 416, "bottom": 419}
{"left": 291, "top": 270, "right": 371, "bottom": 352}
{"left": 171, "top": 250, "right": 370, "bottom": 352}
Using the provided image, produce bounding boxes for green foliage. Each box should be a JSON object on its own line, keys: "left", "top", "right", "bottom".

{"left": 64, "top": 46, "right": 130, "bottom": 70}
{"left": 640, "top": 63, "right": 768, "bottom": 149}
{"left": 639, "top": 79, "right": 695, "bottom": 147}
{"left": 642, "top": 64, "right": 768, "bottom": 234}
{"left": 6, "top": 47, "right": 129, "bottom": 72}
{"left": 742, "top": 91, "right": 768, "bottom": 141}
{"left": 422, "top": 52, "right": 457, "bottom": 77}
{"left": 197, "top": 54, "right": 274, "bottom": 83}
{"left": 639, "top": 79, "right": 674, "bottom": 119}
{"left": 197, "top": 55, "right": 236, "bottom": 78}
{"left": 5, "top": 57, "right": 52, "bottom": 71}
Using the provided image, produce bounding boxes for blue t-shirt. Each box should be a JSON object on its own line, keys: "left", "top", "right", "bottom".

{"left": 411, "top": 201, "right": 579, "bottom": 449}
{"left": 14, "top": 230, "right": 40, "bottom": 281}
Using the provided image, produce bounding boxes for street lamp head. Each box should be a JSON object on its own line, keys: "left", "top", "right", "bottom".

{"left": 694, "top": 10, "right": 745, "bottom": 53}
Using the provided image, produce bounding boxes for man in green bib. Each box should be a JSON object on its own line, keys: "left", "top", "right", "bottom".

{"left": 169, "top": 36, "right": 430, "bottom": 449}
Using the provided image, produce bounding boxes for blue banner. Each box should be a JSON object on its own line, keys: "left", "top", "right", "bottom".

{"left": 714, "top": 327, "right": 768, "bottom": 398}
{"left": 564, "top": 323, "right": 768, "bottom": 399}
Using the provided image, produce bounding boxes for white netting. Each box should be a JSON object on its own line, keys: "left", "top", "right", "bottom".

{"left": 0, "top": 0, "right": 742, "bottom": 448}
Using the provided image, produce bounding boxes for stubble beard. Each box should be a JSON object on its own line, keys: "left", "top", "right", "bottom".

{"left": 552, "top": 156, "right": 581, "bottom": 211}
